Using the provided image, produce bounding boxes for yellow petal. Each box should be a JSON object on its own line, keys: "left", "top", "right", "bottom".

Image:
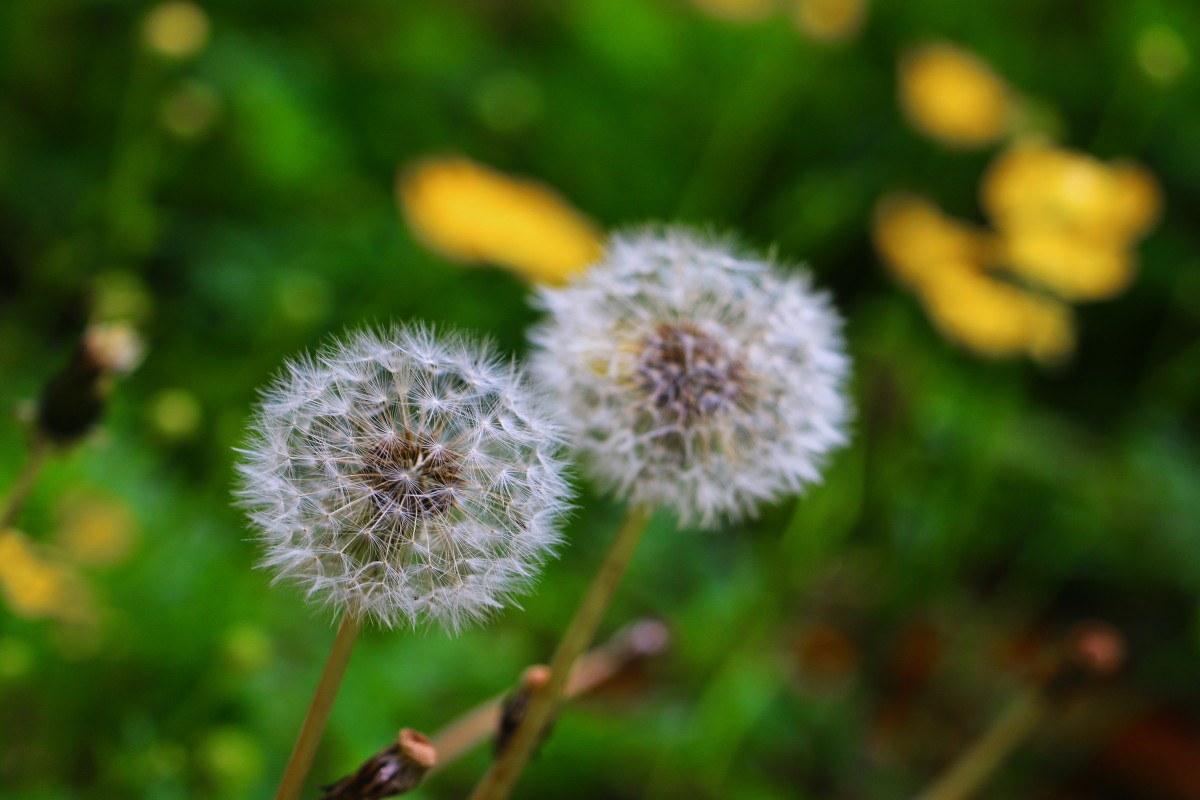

{"left": 919, "top": 261, "right": 1075, "bottom": 363}
{"left": 398, "top": 157, "right": 603, "bottom": 286}
{"left": 790, "top": 0, "right": 867, "bottom": 43}
{"left": 1107, "top": 161, "right": 1162, "bottom": 239}
{"left": 1001, "top": 229, "right": 1134, "bottom": 301}
{"left": 57, "top": 493, "right": 138, "bottom": 568}
{"left": 872, "top": 194, "right": 989, "bottom": 288}
{"left": 982, "top": 142, "right": 1160, "bottom": 301}
{"left": 691, "top": 0, "right": 777, "bottom": 23}
{"left": 899, "top": 42, "right": 1012, "bottom": 148}
{"left": 142, "top": 1, "right": 210, "bottom": 60}
{"left": 983, "top": 142, "right": 1161, "bottom": 241}
{"left": 0, "top": 530, "right": 93, "bottom": 623}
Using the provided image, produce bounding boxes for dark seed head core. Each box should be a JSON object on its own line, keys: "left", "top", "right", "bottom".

{"left": 359, "top": 433, "right": 463, "bottom": 523}
{"left": 636, "top": 323, "right": 744, "bottom": 427}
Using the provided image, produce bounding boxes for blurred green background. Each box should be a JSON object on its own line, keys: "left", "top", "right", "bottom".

{"left": 2, "top": 1, "right": 1200, "bottom": 798}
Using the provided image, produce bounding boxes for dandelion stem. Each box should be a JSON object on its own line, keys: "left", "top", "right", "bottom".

{"left": 275, "top": 613, "right": 361, "bottom": 800}
{"left": 468, "top": 505, "right": 653, "bottom": 800}
{"left": 914, "top": 690, "right": 1046, "bottom": 800}
{"left": 0, "top": 437, "right": 50, "bottom": 531}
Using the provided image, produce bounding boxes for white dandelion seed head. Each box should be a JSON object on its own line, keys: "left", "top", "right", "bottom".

{"left": 235, "top": 324, "right": 573, "bottom": 632}
{"left": 530, "top": 227, "right": 851, "bottom": 528}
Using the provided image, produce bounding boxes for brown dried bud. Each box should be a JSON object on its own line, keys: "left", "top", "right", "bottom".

{"left": 36, "top": 323, "right": 144, "bottom": 445}
{"left": 1067, "top": 619, "right": 1126, "bottom": 678}
{"left": 1044, "top": 619, "right": 1126, "bottom": 701}
{"left": 320, "top": 728, "right": 437, "bottom": 800}
{"left": 495, "top": 665, "right": 552, "bottom": 757}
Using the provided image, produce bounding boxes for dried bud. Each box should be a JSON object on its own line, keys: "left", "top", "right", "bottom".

{"left": 320, "top": 729, "right": 437, "bottom": 800}
{"left": 1044, "top": 619, "right": 1126, "bottom": 701}
{"left": 36, "top": 323, "right": 144, "bottom": 445}
{"left": 496, "top": 665, "right": 552, "bottom": 756}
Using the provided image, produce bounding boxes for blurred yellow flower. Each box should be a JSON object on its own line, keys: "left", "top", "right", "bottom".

{"left": 872, "top": 194, "right": 989, "bottom": 288}
{"left": 899, "top": 42, "right": 1012, "bottom": 148}
{"left": 918, "top": 261, "right": 1075, "bottom": 364}
{"left": 0, "top": 530, "right": 93, "bottom": 623}
{"left": 691, "top": 0, "right": 777, "bottom": 23}
{"left": 1137, "top": 25, "right": 1190, "bottom": 84}
{"left": 398, "top": 157, "right": 603, "bottom": 286}
{"left": 982, "top": 142, "right": 1161, "bottom": 300}
{"left": 790, "top": 0, "right": 867, "bottom": 43}
{"left": 150, "top": 388, "right": 204, "bottom": 440}
{"left": 997, "top": 230, "right": 1133, "bottom": 301}
{"left": 142, "top": 1, "right": 210, "bottom": 60}
{"left": 872, "top": 193, "right": 1075, "bottom": 363}
{"left": 57, "top": 493, "right": 138, "bottom": 568}
{"left": 160, "top": 80, "right": 222, "bottom": 140}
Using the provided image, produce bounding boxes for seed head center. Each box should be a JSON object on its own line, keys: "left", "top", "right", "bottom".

{"left": 636, "top": 323, "right": 744, "bottom": 426}
{"left": 360, "top": 433, "right": 463, "bottom": 522}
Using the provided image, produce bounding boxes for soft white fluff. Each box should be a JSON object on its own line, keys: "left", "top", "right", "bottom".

{"left": 530, "top": 228, "right": 850, "bottom": 527}
{"left": 236, "top": 325, "right": 572, "bottom": 631}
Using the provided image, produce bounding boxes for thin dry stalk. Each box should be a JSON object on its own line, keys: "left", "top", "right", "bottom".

{"left": 276, "top": 613, "right": 362, "bottom": 800}
{"left": 0, "top": 437, "right": 50, "bottom": 530}
{"left": 467, "top": 505, "right": 653, "bottom": 800}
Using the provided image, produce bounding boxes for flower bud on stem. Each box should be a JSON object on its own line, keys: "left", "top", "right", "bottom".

{"left": 276, "top": 613, "right": 362, "bottom": 800}
{"left": 468, "top": 505, "right": 653, "bottom": 800}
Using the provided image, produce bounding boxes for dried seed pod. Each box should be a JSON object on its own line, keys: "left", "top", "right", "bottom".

{"left": 320, "top": 729, "right": 437, "bottom": 800}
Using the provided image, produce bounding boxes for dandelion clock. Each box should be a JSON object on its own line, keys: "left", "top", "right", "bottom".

{"left": 531, "top": 227, "right": 849, "bottom": 526}
{"left": 237, "top": 324, "right": 571, "bottom": 799}
{"left": 471, "top": 228, "right": 851, "bottom": 800}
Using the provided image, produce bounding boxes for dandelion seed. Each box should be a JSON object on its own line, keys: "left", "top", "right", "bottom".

{"left": 530, "top": 228, "right": 850, "bottom": 527}
{"left": 236, "top": 324, "right": 572, "bottom": 631}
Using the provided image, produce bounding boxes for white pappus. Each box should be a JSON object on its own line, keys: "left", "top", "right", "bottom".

{"left": 530, "top": 227, "right": 851, "bottom": 527}
{"left": 236, "top": 324, "right": 573, "bottom": 631}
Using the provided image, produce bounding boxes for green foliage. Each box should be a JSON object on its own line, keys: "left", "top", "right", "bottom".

{"left": 1, "top": 0, "right": 1198, "bottom": 798}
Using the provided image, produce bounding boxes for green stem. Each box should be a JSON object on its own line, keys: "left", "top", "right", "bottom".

{"left": 275, "top": 613, "right": 362, "bottom": 800}
{"left": 468, "top": 506, "right": 653, "bottom": 800}
{"left": 0, "top": 437, "right": 50, "bottom": 531}
{"left": 914, "top": 690, "right": 1047, "bottom": 800}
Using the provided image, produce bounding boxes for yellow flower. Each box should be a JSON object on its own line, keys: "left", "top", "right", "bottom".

{"left": 790, "top": 0, "right": 867, "bottom": 43}
{"left": 918, "top": 260, "right": 1075, "bottom": 364}
{"left": 872, "top": 194, "right": 1075, "bottom": 363}
{"left": 1137, "top": 25, "right": 1190, "bottom": 84}
{"left": 57, "top": 493, "right": 138, "bottom": 568}
{"left": 0, "top": 530, "right": 93, "bottom": 623}
{"left": 998, "top": 230, "right": 1133, "bottom": 301}
{"left": 899, "top": 42, "right": 1012, "bottom": 148}
{"left": 142, "top": 1, "right": 210, "bottom": 60}
{"left": 981, "top": 142, "right": 1161, "bottom": 300}
{"left": 872, "top": 193, "right": 990, "bottom": 288}
{"left": 982, "top": 143, "right": 1160, "bottom": 238}
{"left": 398, "top": 157, "right": 603, "bottom": 286}
{"left": 691, "top": 0, "right": 777, "bottom": 23}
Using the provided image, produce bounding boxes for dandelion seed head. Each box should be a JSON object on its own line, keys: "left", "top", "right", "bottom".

{"left": 530, "top": 227, "right": 851, "bottom": 527}
{"left": 236, "top": 325, "right": 572, "bottom": 631}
